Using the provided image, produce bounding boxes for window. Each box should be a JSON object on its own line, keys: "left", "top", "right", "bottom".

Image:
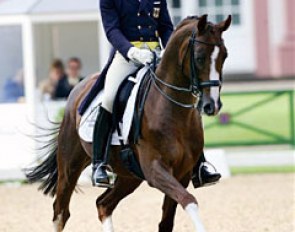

{"left": 199, "top": 0, "right": 207, "bottom": 7}
{"left": 172, "top": 0, "right": 181, "bottom": 8}
{"left": 168, "top": 0, "right": 182, "bottom": 25}
{"left": 0, "top": 26, "right": 24, "bottom": 104}
{"left": 231, "top": 0, "right": 240, "bottom": 6}
{"left": 198, "top": 0, "right": 241, "bottom": 25}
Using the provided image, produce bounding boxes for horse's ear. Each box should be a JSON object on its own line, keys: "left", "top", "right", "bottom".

{"left": 197, "top": 14, "right": 208, "bottom": 34}
{"left": 219, "top": 15, "right": 232, "bottom": 32}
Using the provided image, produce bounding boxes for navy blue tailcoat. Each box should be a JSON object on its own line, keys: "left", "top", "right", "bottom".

{"left": 78, "top": 0, "right": 174, "bottom": 115}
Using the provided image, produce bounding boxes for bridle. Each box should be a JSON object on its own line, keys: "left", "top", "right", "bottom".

{"left": 149, "top": 30, "right": 223, "bottom": 109}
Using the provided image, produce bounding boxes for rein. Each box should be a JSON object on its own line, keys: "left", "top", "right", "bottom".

{"left": 150, "top": 30, "right": 223, "bottom": 109}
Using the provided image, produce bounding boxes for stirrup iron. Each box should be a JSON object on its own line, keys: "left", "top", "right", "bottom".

{"left": 93, "top": 164, "right": 116, "bottom": 188}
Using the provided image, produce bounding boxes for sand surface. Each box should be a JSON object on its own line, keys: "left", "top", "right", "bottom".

{"left": 0, "top": 174, "right": 294, "bottom": 232}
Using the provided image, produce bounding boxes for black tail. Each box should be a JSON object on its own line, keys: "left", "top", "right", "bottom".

{"left": 25, "top": 123, "right": 60, "bottom": 197}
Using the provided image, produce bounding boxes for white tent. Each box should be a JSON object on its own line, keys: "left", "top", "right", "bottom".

{"left": 0, "top": 0, "right": 109, "bottom": 179}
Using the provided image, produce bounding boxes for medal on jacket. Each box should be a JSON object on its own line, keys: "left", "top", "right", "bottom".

{"left": 153, "top": 7, "right": 160, "bottom": 18}
{"left": 153, "top": 1, "right": 161, "bottom": 18}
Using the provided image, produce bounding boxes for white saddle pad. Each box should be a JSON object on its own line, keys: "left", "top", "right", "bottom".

{"left": 78, "top": 66, "right": 148, "bottom": 145}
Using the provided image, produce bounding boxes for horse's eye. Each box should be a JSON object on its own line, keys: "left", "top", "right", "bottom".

{"left": 196, "top": 57, "right": 205, "bottom": 65}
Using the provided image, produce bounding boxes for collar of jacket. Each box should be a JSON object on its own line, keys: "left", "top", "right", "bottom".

{"left": 139, "top": 0, "right": 154, "bottom": 13}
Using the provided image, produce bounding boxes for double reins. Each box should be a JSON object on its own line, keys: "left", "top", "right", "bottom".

{"left": 149, "top": 29, "right": 223, "bottom": 109}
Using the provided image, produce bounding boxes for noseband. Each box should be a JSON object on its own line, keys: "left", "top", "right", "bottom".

{"left": 150, "top": 30, "right": 223, "bottom": 109}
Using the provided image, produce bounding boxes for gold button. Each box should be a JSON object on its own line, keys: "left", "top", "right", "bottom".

{"left": 140, "top": 37, "right": 144, "bottom": 41}
{"left": 138, "top": 25, "right": 142, "bottom": 30}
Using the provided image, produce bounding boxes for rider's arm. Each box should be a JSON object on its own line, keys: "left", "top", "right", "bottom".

{"left": 158, "top": 0, "right": 174, "bottom": 48}
{"left": 100, "top": 0, "right": 133, "bottom": 59}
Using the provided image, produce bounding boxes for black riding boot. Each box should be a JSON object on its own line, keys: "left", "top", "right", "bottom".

{"left": 192, "top": 151, "right": 221, "bottom": 188}
{"left": 92, "top": 107, "right": 113, "bottom": 188}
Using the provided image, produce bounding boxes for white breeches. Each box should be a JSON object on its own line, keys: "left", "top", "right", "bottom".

{"left": 101, "top": 52, "right": 138, "bottom": 113}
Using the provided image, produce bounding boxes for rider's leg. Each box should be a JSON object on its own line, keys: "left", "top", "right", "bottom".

{"left": 92, "top": 107, "right": 112, "bottom": 187}
{"left": 92, "top": 52, "right": 138, "bottom": 188}
{"left": 191, "top": 151, "right": 221, "bottom": 188}
{"left": 102, "top": 52, "right": 139, "bottom": 112}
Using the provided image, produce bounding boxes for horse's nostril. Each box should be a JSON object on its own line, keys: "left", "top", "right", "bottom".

{"left": 204, "top": 103, "right": 214, "bottom": 115}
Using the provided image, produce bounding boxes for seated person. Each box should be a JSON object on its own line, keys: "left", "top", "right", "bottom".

{"left": 53, "top": 57, "right": 83, "bottom": 99}
{"left": 39, "top": 59, "right": 65, "bottom": 100}
{"left": 1, "top": 69, "right": 24, "bottom": 103}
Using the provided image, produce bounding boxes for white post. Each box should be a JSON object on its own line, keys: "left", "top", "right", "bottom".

{"left": 181, "top": 0, "right": 198, "bottom": 18}
{"left": 22, "top": 16, "right": 37, "bottom": 120}
{"left": 22, "top": 16, "right": 37, "bottom": 163}
{"left": 97, "top": 20, "right": 110, "bottom": 70}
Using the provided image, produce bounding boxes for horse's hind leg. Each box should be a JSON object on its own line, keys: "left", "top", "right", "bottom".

{"left": 96, "top": 177, "right": 142, "bottom": 232}
{"left": 53, "top": 149, "right": 89, "bottom": 231}
{"left": 158, "top": 173, "right": 191, "bottom": 232}
{"left": 53, "top": 126, "right": 90, "bottom": 231}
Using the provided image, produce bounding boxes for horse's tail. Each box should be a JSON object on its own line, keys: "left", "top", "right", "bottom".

{"left": 25, "top": 122, "right": 60, "bottom": 197}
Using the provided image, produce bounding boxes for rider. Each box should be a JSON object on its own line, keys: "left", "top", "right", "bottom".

{"left": 92, "top": 0, "right": 221, "bottom": 188}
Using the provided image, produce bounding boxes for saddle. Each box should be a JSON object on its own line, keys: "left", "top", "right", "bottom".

{"left": 111, "top": 67, "right": 153, "bottom": 179}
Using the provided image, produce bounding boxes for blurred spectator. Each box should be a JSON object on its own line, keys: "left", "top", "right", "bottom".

{"left": 53, "top": 57, "right": 83, "bottom": 99}
{"left": 39, "top": 59, "right": 65, "bottom": 100}
{"left": 67, "top": 57, "right": 83, "bottom": 84}
{"left": 1, "top": 69, "right": 25, "bottom": 103}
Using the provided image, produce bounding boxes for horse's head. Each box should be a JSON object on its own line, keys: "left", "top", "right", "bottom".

{"left": 175, "top": 14, "right": 231, "bottom": 116}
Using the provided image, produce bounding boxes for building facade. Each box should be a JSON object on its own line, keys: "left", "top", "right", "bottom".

{"left": 168, "top": 0, "right": 295, "bottom": 79}
{"left": 0, "top": 0, "right": 294, "bottom": 93}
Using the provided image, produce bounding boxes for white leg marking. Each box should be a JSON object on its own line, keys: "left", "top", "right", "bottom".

{"left": 102, "top": 216, "right": 114, "bottom": 232}
{"left": 185, "top": 203, "right": 206, "bottom": 232}
{"left": 53, "top": 213, "right": 63, "bottom": 232}
{"left": 209, "top": 46, "right": 221, "bottom": 111}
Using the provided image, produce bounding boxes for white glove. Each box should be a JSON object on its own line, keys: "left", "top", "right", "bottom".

{"left": 127, "top": 47, "right": 153, "bottom": 65}
{"left": 160, "top": 49, "right": 165, "bottom": 58}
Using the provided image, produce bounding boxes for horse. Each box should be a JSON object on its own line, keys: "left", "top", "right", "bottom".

{"left": 26, "top": 14, "right": 231, "bottom": 232}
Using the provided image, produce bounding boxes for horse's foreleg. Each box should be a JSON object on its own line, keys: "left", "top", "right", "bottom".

{"left": 158, "top": 173, "right": 191, "bottom": 232}
{"left": 159, "top": 196, "right": 177, "bottom": 232}
{"left": 96, "top": 177, "right": 142, "bottom": 232}
{"left": 143, "top": 159, "right": 206, "bottom": 232}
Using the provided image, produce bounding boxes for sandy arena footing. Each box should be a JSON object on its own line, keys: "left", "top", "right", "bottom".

{"left": 0, "top": 173, "right": 294, "bottom": 232}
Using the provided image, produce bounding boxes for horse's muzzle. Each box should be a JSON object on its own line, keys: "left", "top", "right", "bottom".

{"left": 203, "top": 98, "right": 222, "bottom": 116}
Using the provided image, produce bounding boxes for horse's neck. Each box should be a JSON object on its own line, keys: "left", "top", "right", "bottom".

{"left": 147, "top": 50, "right": 199, "bottom": 122}
{"left": 155, "top": 50, "right": 195, "bottom": 108}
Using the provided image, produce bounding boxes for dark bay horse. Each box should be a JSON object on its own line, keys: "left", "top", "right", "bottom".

{"left": 26, "top": 15, "right": 231, "bottom": 232}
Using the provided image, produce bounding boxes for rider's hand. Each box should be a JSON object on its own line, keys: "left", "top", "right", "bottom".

{"left": 127, "top": 47, "right": 153, "bottom": 65}
{"left": 160, "top": 49, "right": 165, "bottom": 58}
